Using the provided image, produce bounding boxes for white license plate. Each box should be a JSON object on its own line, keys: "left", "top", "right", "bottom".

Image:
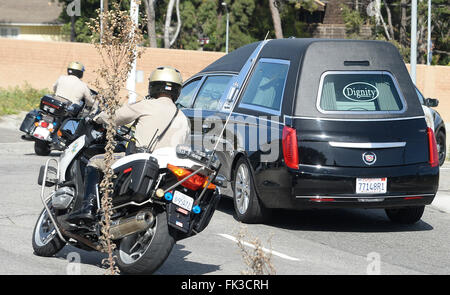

{"left": 33, "top": 127, "right": 51, "bottom": 141}
{"left": 356, "top": 178, "right": 387, "bottom": 194}
{"left": 172, "top": 191, "right": 194, "bottom": 212}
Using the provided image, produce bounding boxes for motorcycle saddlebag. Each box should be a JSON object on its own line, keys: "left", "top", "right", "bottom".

{"left": 19, "top": 109, "right": 39, "bottom": 134}
{"left": 39, "top": 95, "right": 67, "bottom": 116}
{"left": 112, "top": 156, "right": 160, "bottom": 205}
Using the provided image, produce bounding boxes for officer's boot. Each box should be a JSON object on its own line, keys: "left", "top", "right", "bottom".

{"left": 66, "top": 166, "right": 101, "bottom": 224}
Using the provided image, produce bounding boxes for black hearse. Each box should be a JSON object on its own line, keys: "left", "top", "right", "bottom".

{"left": 176, "top": 38, "right": 439, "bottom": 224}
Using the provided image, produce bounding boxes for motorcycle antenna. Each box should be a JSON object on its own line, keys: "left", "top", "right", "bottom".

{"left": 207, "top": 41, "right": 268, "bottom": 164}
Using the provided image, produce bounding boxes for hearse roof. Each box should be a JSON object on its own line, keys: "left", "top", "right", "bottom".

{"left": 199, "top": 38, "right": 423, "bottom": 119}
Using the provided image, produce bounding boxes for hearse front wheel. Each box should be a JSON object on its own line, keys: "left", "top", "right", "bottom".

{"left": 232, "top": 157, "right": 270, "bottom": 224}
{"left": 385, "top": 206, "right": 425, "bottom": 224}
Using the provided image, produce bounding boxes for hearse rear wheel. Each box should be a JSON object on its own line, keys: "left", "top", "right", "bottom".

{"left": 232, "top": 157, "right": 270, "bottom": 224}
{"left": 385, "top": 206, "right": 425, "bottom": 224}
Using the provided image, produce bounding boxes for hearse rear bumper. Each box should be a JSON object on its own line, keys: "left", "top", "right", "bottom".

{"left": 255, "top": 162, "right": 439, "bottom": 210}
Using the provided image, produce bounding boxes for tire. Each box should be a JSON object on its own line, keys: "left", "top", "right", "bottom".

{"left": 232, "top": 157, "right": 271, "bottom": 224}
{"left": 385, "top": 206, "right": 425, "bottom": 224}
{"left": 32, "top": 208, "right": 66, "bottom": 257}
{"left": 116, "top": 210, "right": 175, "bottom": 274}
{"left": 436, "top": 131, "right": 446, "bottom": 166}
{"left": 34, "top": 140, "right": 51, "bottom": 156}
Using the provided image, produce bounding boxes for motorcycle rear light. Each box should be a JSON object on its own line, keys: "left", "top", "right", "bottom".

{"left": 123, "top": 167, "right": 132, "bottom": 174}
{"left": 427, "top": 127, "right": 439, "bottom": 167}
{"left": 42, "top": 101, "right": 60, "bottom": 109}
{"left": 40, "top": 121, "right": 49, "bottom": 128}
{"left": 167, "top": 164, "right": 216, "bottom": 191}
{"left": 282, "top": 126, "right": 299, "bottom": 169}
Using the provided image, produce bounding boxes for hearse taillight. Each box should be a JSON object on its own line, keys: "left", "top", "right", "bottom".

{"left": 427, "top": 127, "right": 439, "bottom": 167}
{"left": 282, "top": 126, "right": 299, "bottom": 169}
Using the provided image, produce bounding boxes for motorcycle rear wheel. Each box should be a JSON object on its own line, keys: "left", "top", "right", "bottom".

{"left": 32, "top": 207, "right": 66, "bottom": 257}
{"left": 34, "top": 140, "right": 51, "bottom": 156}
{"left": 116, "top": 210, "right": 175, "bottom": 274}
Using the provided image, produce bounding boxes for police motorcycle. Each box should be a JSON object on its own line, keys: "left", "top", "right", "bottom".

{"left": 31, "top": 115, "right": 223, "bottom": 274}
{"left": 19, "top": 90, "right": 98, "bottom": 156}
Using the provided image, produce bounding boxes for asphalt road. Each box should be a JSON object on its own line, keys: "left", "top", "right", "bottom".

{"left": 0, "top": 126, "right": 449, "bottom": 275}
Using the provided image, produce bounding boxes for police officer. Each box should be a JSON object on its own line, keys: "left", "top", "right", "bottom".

{"left": 53, "top": 61, "right": 96, "bottom": 113}
{"left": 66, "top": 66, "right": 190, "bottom": 224}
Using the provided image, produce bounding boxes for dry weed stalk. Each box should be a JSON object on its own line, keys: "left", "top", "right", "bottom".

{"left": 237, "top": 225, "right": 276, "bottom": 275}
{"left": 88, "top": 1, "right": 145, "bottom": 275}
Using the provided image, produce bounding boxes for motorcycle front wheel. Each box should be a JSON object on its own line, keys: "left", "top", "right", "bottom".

{"left": 32, "top": 207, "right": 66, "bottom": 257}
{"left": 116, "top": 210, "right": 175, "bottom": 274}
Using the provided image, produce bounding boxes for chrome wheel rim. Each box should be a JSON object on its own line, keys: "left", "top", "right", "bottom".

{"left": 118, "top": 218, "right": 156, "bottom": 265}
{"left": 34, "top": 209, "right": 56, "bottom": 247}
{"left": 235, "top": 164, "right": 251, "bottom": 215}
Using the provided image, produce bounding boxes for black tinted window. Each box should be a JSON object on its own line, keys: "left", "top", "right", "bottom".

{"left": 176, "top": 77, "right": 201, "bottom": 108}
{"left": 318, "top": 72, "right": 404, "bottom": 112}
{"left": 240, "top": 60, "right": 289, "bottom": 113}
{"left": 193, "top": 75, "right": 232, "bottom": 111}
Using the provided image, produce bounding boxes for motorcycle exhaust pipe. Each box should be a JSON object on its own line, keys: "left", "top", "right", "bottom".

{"left": 110, "top": 210, "right": 154, "bottom": 240}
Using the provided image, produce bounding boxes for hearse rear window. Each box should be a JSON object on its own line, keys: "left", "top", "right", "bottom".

{"left": 317, "top": 71, "right": 405, "bottom": 113}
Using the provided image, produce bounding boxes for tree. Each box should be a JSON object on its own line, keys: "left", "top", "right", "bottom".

{"left": 163, "top": 0, "right": 182, "bottom": 48}
{"left": 143, "top": 0, "right": 157, "bottom": 47}
{"left": 269, "top": 0, "right": 283, "bottom": 39}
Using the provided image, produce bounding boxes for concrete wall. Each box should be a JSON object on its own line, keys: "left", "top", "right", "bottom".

{"left": 0, "top": 39, "right": 225, "bottom": 101}
{"left": 407, "top": 64, "right": 450, "bottom": 122}
{"left": 0, "top": 39, "right": 448, "bottom": 120}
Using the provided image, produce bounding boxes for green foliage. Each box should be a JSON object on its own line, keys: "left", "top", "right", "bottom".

{"left": 0, "top": 83, "right": 49, "bottom": 115}
{"left": 53, "top": 0, "right": 448, "bottom": 64}
{"left": 341, "top": 4, "right": 366, "bottom": 38}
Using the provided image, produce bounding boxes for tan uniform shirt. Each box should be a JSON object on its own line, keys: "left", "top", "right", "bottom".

{"left": 53, "top": 75, "right": 94, "bottom": 107}
{"left": 98, "top": 97, "right": 191, "bottom": 150}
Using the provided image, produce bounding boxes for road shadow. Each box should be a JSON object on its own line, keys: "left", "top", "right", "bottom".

{"left": 156, "top": 244, "right": 221, "bottom": 275}
{"left": 216, "top": 197, "right": 434, "bottom": 233}
{"left": 54, "top": 242, "right": 221, "bottom": 275}
{"left": 55, "top": 245, "right": 107, "bottom": 270}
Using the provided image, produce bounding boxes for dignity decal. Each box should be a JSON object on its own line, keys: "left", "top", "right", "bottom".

{"left": 343, "top": 82, "right": 379, "bottom": 102}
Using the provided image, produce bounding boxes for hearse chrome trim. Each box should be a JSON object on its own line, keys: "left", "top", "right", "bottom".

{"left": 284, "top": 115, "right": 425, "bottom": 123}
{"left": 296, "top": 194, "right": 435, "bottom": 199}
{"left": 316, "top": 71, "right": 407, "bottom": 115}
{"left": 328, "top": 142, "right": 406, "bottom": 149}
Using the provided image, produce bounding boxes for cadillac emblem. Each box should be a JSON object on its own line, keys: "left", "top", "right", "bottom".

{"left": 362, "top": 152, "right": 377, "bottom": 165}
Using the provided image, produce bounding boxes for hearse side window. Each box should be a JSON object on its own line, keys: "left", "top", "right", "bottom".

{"left": 239, "top": 58, "right": 290, "bottom": 115}
{"left": 318, "top": 71, "right": 405, "bottom": 113}
{"left": 193, "top": 75, "right": 232, "bottom": 111}
{"left": 176, "top": 77, "right": 202, "bottom": 109}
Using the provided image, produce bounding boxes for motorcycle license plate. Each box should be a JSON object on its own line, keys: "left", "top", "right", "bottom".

{"left": 356, "top": 178, "right": 387, "bottom": 194}
{"left": 172, "top": 191, "right": 194, "bottom": 212}
{"left": 33, "top": 127, "right": 51, "bottom": 141}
